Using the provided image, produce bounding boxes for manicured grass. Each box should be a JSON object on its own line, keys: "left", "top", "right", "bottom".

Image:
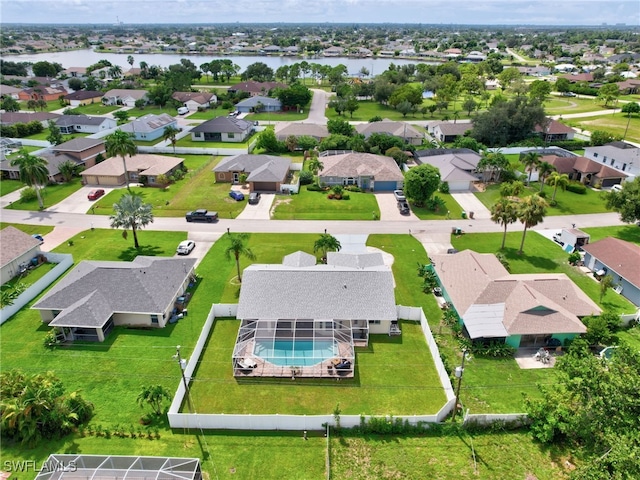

{"left": 0, "top": 223, "right": 54, "bottom": 236}
{"left": 617, "top": 326, "right": 640, "bottom": 352}
{"left": 184, "top": 107, "right": 224, "bottom": 120}
{"left": 19, "top": 100, "right": 62, "bottom": 112}
{"left": 331, "top": 429, "right": 570, "bottom": 480}
{"left": 3, "top": 146, "right": 42, "bottom": 163}
{"left": 4, "top": 178, "right": 83, "bottom": 210}
{"left": 90, "top": 155, "right": 247, "bottom": 219}
{"left": 271, "top": 186, "right": 380, "bottom": 220}
{"left": 2, "top": 262, "right": 57, "bottom": 290}
{"left": 475, "top": 183, "right": 610, "bottom": 216}
{"left": 126, "top": 106, "right": 177, "bottom": 118}
{"left": 451, "top": 231, "right": 636, "bottom": 315}
{"left": 175, "top": 132, "right": 256, "bottom": 148}
{"left": 581, "top": 225, "right": 640, "bottom": 245}
{"left": 246, "top": 110, "right": 309, "bottom": 121}
{"left": 566, "top": 112, "right": 640, "bottom": 144}
{"left": 410, "top": 193, "right": 464, "bottom": 220}
{"left": 73, "top": 103, "right": 121, "bottom": 115}
{"left": 0, "top": 179, "right": 24, "bottom": 196}
{"left": 24, "top": 131, "right": 90, "bottom": 142}
{"left": 544, "top": 95, "right": 607, "bottom": 115}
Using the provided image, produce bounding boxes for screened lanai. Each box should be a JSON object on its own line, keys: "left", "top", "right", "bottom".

{"left": 232, "top": 319, "right": 357, "bottom": 378}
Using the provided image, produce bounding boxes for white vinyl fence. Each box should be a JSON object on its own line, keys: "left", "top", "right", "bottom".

{"left": 168, "top": 304, "right": 456, "bottom": 430}
{"left": 0, "top": 253, "right": 73, "bottom": 325}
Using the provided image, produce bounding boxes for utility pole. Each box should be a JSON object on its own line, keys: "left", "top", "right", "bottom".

{"left": 173, "top": 345, "right": 194, "bottom": 413}
{"left": 451, "top": 349, "right": 468, "bottom": 422}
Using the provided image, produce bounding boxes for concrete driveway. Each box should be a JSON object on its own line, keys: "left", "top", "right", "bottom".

{"left": 235, "top": 194, "right": 275, "bottom": 220}
{"left": 173, "top": 231, "right": 223, "bottom": 267}
{"left": 450, "top": 192, "right": 491, "bottom": 220}
{"left": 307, "top": 89, "right": 329, "bottom": 124}
{"left": 46, "top": 185, "right": 120, "bottom": 214}
{"left": 414, "top": 232, "right": 455, "bottom": 256}
{"left": 375, "top": 193, "right": 418, "bottom": 221}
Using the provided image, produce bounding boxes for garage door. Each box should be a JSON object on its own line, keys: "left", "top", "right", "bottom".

{"left": 600, "top": 179, "right": 619, "bottom": 188}
{"left": 373, "top": 181, "right": 398, "bottom": 192}
{"left": 253, "top": 182, "right": 277, "bottom": 192}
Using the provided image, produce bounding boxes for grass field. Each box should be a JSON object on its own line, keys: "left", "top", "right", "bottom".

{"left": 475, "top": 183, "right": 610, "bottom": 216}
{"left": 4, "top": 178, "right": 84, "bottom": 210}
{"left": 72, "top": 103, "right": 121, "bottom": 115}
{"left": 90, "top": 155, "right": 247, "bottom": 219}
{"left": 566, "top": 111, "right": 640, "bottom": 144}
{"left": 246, "top": 110, "right": 309, "bottom": 121}
{"left": 581, "top": 225, "right": 640, "bottom": 245}
{"left": 544, "top": 95, "right": 610, "bottom": 115}
{"left": 126, "top": 106, "right": 178, "bottom": 118}
{"left": 271, "top": 186, "right": 380, "bottom": 220}
{"left": 0, "top": 223, "right": 55, "bottom": 236}
{"left": 0, "top": 179, "right": 25, "bottom": 196}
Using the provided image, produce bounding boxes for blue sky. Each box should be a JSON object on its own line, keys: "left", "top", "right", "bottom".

{"left": 2, "top": 0, "right": 639, "bottom": 25}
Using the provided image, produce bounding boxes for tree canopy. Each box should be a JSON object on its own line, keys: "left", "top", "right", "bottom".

{"left": 403, "top": 164, "right": 441, "bottom": 206}
{"left": 604, "top": 177, "right": 640, "bottom": 224}
{"left": 109, "top": 193, "right": 154, "bottom": 249}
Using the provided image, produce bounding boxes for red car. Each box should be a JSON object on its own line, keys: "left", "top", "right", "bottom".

{"left": 87, "top": 189, "right": 105, "bottom": 201}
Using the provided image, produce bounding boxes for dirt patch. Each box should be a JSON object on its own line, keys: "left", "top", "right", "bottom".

{"left": 272, "top": 197, "right": 293, "bottom": 207}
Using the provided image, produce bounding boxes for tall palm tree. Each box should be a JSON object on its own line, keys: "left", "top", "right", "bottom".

{"left": 537, "top": 161, "right": 556, "bottom": 193}
{"left": 224, "top": 233, "right": 256, "bottom": 283}
{"left": 10, "top": 151, "right": 49, "bottom": 209}
{"left": 108, "top": 65, "right": 122, "bottom": 79}
{"left": 109, "top": 193, "right": 154, "bottom": 249}
{"left": 547, "top": 171, "right": 570, "bottom": 203}
{"left": 105, "top": 129, "right": 137, "bottom": 192}
{"left": 521, "top": 151, "right": 541, "bottom": 186}
{"left": 313, "top": 233, "right": 341, "bottom": 263}
{"left": 517, "top": 194, "right": 548, "bottom": 254}
{"left": 307, "top": 157, "right": 324, "bottom": 186}
{"left": 162, "top": 125, "right": 180, "bottom": 154}
{"left": 490, "top": 198, "right": 519, "bottom": 250}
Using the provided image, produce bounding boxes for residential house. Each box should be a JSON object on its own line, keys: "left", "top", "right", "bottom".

{"left": 233, "top": 251, "right": 397, "bottom": 377}
{"left": 318, "top": 152, "right": 404, "bottom": 191}
{"left": 582, "top": 238, "right": 640, "bottom": 307}
{"left": 431, "top": 250, "right": 601, "bottom": 348}
{"left": 190, "top": 116, "right": 254, "bottom": 143}
{"left": 55, "top": 115, "right": 116, "bottom": 134}
{"left": 261, "top": 45, "right": 282, "bottom": 54}
{"left": 584, "top": 141, "right": 640, "bottom": 178}
{"left": 535, "top": 119, "right": 575, "bottom": 142}
{"left": 323, "top": 46, "right": 344, "bottom": 57}
{"left": 414, "top": 148, "right": 481, "bottom": 191}
{"left": 63, "top": 67, "right": 87, "bottom": 78}
{"left": 559, "top": 72, "right": 594, "bottom": 83}
{"left": 0, "top": 226, "right": 43, "bottom": 285}
{"left": 18, "top": 86, "right": 67, "bottom": 102}
{"left": 213, "top": 154, "right": 291, "bottom": 192}
{"left": 81, "top": 153, "right": 185, "bottom": 187}
{"left": 228, "top": 81, "right": 286, "bottom": 97}
{"left": 0, "top": 85, "right": 22, "bottom": 99}
{"left": 63, "top": 90, "right": 104, "bottom": 107}
{"left": 171, "top": 91, "right": 217, "bottom": 111}
{"left": 235, "top": 95, "right": 282, "bottom": 113}
{"left": 0, "top": 111, "right": 60, "bottom": 127}
{"left": 543, "top": 153, "right": 628, "bottom": 187}
{"left": 120, "top": 113, "right": 177, "bottom": 141}
{"left": 354, "top": 120, "right": 424, "bottom": 146}
{"left": 274, "top": 122, "right": 329, "bottom": 142}
{"left": 102, "top": 89, "right": 149, "bottom": 107}
{"left": 32, "top": 256, "right": 196, "bottom": 342}
{"left": 428, "top": 120, "right": 474, "bottom": 143}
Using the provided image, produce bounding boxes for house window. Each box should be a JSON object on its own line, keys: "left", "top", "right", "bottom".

{"left": 194, "top": 132, "right": 202, "bottom": 138}
{"left": 147, "top": 176, "right": 155, "bottom": 184}
{"left": 593, "top": 153, "right": 598, "bottom": 158}
{"left": 368, "top": 320, "right": 381, "bottom": 325}
{"left": 610, "top": 159, "right": 615, "bottom": 166}
{"left": 603, "top": 156, "right": 607, "bottom": 163}
{"left": 228, "top": 133, "right": 235, "bottom": 139}
{"left": 151, "top": 315, "right": 159, "bottom": 324}
{"left": 622, "top": 163, "right": 627, "bottom": 171}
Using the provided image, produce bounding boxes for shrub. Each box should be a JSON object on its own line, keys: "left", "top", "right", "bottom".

{"left": 20, "top": 187, "right": 37, "bottom": 202}
{"left": 439, "top": 181, "right": 450, "bottom": 194}
{"left": 566, "top": 182, "right": 587, "bottom": 194}
{"left": 538, "top": 191, "right": 546, "bottom": 198}
{"left": 568, "top": 252, "right": 582, "bottom": 265}
{"left": 472, "top": 341, "right": 515, "bottom": 358}
{"left": 368, "top": 116, "right": 383, "bottom": 122}
{"left": 306, "top": 184, "right": 324, "bottom": 192}
{"left": 331, "top": 185, "right": 344, "bottom": 195}
{"left": 344, "top": 185, "right": 362, "bottom": 192}
{"left": 299, "top": 170, "right": 314, "bottom": 185}
{"left": 341, "top": 193, "right": 350, "bottom": 200}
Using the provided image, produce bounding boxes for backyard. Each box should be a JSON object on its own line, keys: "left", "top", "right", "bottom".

{"left": 72, "top": 103, "right": 121, "bottom": 115}
{"left": 271, "top": 186, "right": 380, "bottom": 220}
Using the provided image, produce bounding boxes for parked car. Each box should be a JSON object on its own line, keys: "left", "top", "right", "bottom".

{"left": 397, "top": 200, "right": 410, "bottom": 215}
{"left": 393, "top": 190, "right": 406, "bottom": 202}
{"left": 561, "top": 92, "right": 576, "bottom": 97}
{"left": 176, "top": 240, "right": 195, "bottom": 255}
{"left": 177, "top": 106, "right": 189, "bottom": 115}
{"left": 248, "top": 192, "right": 260, "bottom": 204}
{"left": 32, "top": 234, "right": 44, "bottom": 244}
{"left": 185, "top": 209, "right": 218, "bottom": 223}
{"left": 229, "top": 190, "right": 245, "bottom": 201}
{"left": 611, "top": 184, "right": 623, "bottom": 192}
{"left": 87, "top": 189, "right": 105, "bottom": 201}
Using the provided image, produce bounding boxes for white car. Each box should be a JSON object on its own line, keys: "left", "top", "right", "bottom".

{"left": 393, "top": 190, "right": 406, "bottom": 202}
{"left": 176, "top": 240, "right": 195, "bottom": 255}
{"left": 177, "top": 106, "right": 189, "bottom": 115}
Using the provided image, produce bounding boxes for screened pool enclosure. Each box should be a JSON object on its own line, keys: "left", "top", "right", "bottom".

{"left": 232, "top": 319, "right": 357, "bottom": 378}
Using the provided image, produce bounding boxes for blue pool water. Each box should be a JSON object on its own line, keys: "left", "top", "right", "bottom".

{"left": 254, "top": 340, "right": 337, "bottom": 367}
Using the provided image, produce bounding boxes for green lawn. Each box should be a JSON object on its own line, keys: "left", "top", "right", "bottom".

{"left": 271, "top": 186, "right": 380, "bottom": 220}
{"left": 90, "top": 155, "right": 247, "bottom": 219}
{"left": 73, "top": 103, "right": 121, "bottom": 115}
{"left": 544, "top": 95, "right": 607, "bottom": 115}
{"left": 4, "top": 178, "right": 83, "bottom": 210}
{"left": 566, "top": 112, "right": 640, "bottom": 144}
{"left": 175, "top": 132, "right": 256, "bottom": 149}
{"left": 581, "top": 225, "right": 640, "bottom": 245}
{"left": 0, "top": 179, "right": 25, "bottom": 196}
{"left": 475, "top": 183, "right": 610, "bottom": 216}
{"left": 184, "top": 107, "right": 224, "bottom": 120}
{"left": 19, "top": 100, "right": 63, "bottom": 112}
{"left": 410, "top": 193, "right": 464, "bottom": 220}
{"left": 617, "top": 326, "right": 640, "bottom": 352}
{"left": 246, "top": 110, "right": 309, "bottom": 122}
{"left": 126, "top": 106, "right": 178, "bottom": 118}
{"left": 0, "top": 223, "right": 54, "bottom": 236}
{"left": 23, "top": 131, "right": 91, "bottom": 142}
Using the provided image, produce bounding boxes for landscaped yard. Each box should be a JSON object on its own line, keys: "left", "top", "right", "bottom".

{"left": 245, "top": 110, "right": 309, "bottom": 122}
{"left": 410, "top": 192, "right": 464, "bottom": 220}
{"left": 126, "top": 106, "right": 178, "bottom": 118}
{"left": 72, "top": 103, "right": 121, "bottom": 115}
{"left": 566, "top": 111, "right": 640, "bottom": 144}
{"left": 90, "top": 155, "right": 247, "bottom": 219}
{"left": 581, "top": 225, "right": 640, "bottom": 245}
{"left": 0, "top": 179, "right": 25, "bottom": 196}
{"left": 175, "top": 132, "right": 256, "bottom": 149}
{"left": 475, "top": 183, "right": 610, "bottom": 216}
{"left": 23, "top": 131, "right": 91, "bottom": 142}
{"left": 271, "top": 186, "right": 380, "bottom": 220}
{"left": 544, "top": 95, "right": 608, "bottom": 115}
{"left": 0, "top": 223, "right": 54, "bottom": 236}
{"left": 4, "top": 178, "right": 84, "bottom": 210}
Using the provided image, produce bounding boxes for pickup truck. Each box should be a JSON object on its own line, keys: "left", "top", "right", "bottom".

{"left": 185, "top": 209, "right": 218, "bottom": 223}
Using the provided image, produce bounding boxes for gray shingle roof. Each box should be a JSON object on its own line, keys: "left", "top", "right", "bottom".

{"left": 274, "top": 122, "right": 329, "bottom": 140}
{"left": 64, "top": 90, "right": 103, "bottom": 101}
{"left": 326, "top": 252, "right": 385, "bottom": 269}
{"left": 236, "top": 96, "right": 282, "bottom": 108}
{"left": 582, "top": 237, "right": 640, "bottom": 288}
{"left": 0, "top": 226, "right": 41, "bottom": 268}
{"left": 55, "top": 115, "right": 109, "bottom": 127}
{"left": 213, "top": 154, "right": 291, "bottom": 182}
{"left": 191, "top": 116, "right": 253, "bottom": 134}
{"left": 33, "top": 256, "right": 196, "bottom": 327}
{"left": 355, "top": 121, "right": 423, "bottom": 140}
{"left": 283, "top": 251, "right": 317, "bottom": 267}
{"left": 52, "top": 137, "right": 105, "bottom": 153}
{"left": 121, "top": 114, "right": 176, "bottom": 134}
{"left": 319, "top": 152, "right": 404, "bottom": 182}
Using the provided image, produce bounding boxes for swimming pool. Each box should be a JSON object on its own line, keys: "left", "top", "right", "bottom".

{"left": 253, "top": 339, "right": 337, "bottom": 367}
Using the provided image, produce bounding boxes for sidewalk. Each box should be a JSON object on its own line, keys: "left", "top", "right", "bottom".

{"left": 0, "top": 187, "right": 26, "bottom": 208}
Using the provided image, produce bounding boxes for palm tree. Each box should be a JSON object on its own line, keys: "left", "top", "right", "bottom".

{"left": 517, "top": 194, "right": 548, "bottom": 254}
{"left": 547, "top": 171, "right": 570, "bottom": 203}
{"left": 313, "top": 233, "right": 341, "bottom": 263}
{"left": 108, "top": 65, "right": 122, "bottom": 79}
{"left": 521, "top": 151, "right": 541, "bottom": 186}
{"left": 307, "top": 157, "right": 324, "bottom": 186}
{"left": 109, "top": 193, "right": 154, "bottom": 249}
{"left": 58, "top": 160, "right": 83, "bottom": 183}
{"left": 224, "top": 233, "right": 256, "bottom": 283}
{"left": 162, "top": 125, "right": 180, "bottom": 154}
{"left": 10, "top": 151, "right": 49, "bottom": 209}
{"left": 490, "top": 198, "right": 519, "bottom": 250}
{"left": 537, "top": 161, "right": 556, "bottom": 193}
{"left": 136, "top": 385, "right": 172, "bottom": 416}
{"left": 127, "top": 55, "right": 134, "bottom": 68}
{"left": 105, "top": 129, "right": 137, "bottom": 191}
